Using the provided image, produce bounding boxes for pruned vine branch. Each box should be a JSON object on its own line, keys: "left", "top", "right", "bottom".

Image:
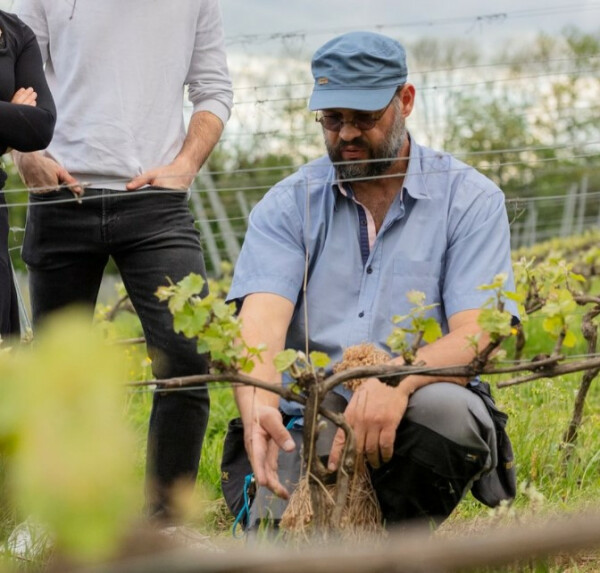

{"left": 128, "top": 353, "right": 600, "bottom": 396}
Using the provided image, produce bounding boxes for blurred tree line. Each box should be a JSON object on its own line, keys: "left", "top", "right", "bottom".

{"left": 430, "top": 26, "right": 600, "bottom": 200}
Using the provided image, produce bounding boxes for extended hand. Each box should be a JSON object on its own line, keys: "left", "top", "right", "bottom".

{"left": 328, "top": 377, "right": 409, "bottom": 470}
{"left": 245, "top": 404, "right": 295, "bottom": 499}
{"left": 126, "top": 157, "right": 197, "bottom": 191}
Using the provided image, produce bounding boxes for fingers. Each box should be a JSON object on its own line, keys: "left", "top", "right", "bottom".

{"left": 379, "top": 427, "right": 396, "bottom": 465}
{"left": 333, "top": 379, "right": 405, "bottom": 469}
{"left": 10, "top": 87, "right": 27, "bottom": 103}
{"left": 252, "top": 445, "right": 290, "bottom": 499}
{"left": 126, "top": 173, "right": 152, "bottom": 191}
{"left": 264, "top": 441, "right": 290, "bottom": 499}
{"left": 127, "top": 165, "right": 193, "bottom": 191}
{"left": 329, "top": 395, "right": 364, "bottom": 470}
{"left": 364, "top": 429, "right": 382, "bottom": 468}
{"left": 365, "top": 427, "right": 396, "bottom": 468}
{"left": 21, "top": 154, "right": 71, "bottom": 193}
{"left": 329, "top": 424, "right": 391, "bottom": 470}
{"left": 57, "top": 167, "right": 84, "bottom": 198}
{"left": 260, "top": 411, "right": 295, "bottom": 453}
{"left": 23, "top": 90, "right": 37, "bottom": 106}
{"left": 327, "top": 427, "right": 347, "bottom": 471}
{"left": 11, "top": 87, "right": 38, "bottom": 106}
{"left": 126, "top": 169, "right": 176, "bottom": 190}
{"left": 250, "top": 408, "right": 295, "bottom": 499}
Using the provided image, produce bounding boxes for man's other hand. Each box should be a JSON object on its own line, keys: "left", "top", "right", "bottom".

{"left": 245, "top": 404, "right": 295, "bottom": 499}
{"left": 13, "top": 152, "right": 83, "bottom": 196}
{"left": 328, "top": 377, "right": 409, "bottom": 471}
{"left": 126, "top": 157, "right": 196, "bottom": 191}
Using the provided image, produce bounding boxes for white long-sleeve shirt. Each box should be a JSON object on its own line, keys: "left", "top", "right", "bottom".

{"left": 15, "top": 0, "right": 233, "bottom": 189}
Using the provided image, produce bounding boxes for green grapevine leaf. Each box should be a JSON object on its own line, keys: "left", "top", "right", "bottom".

{"left": 563, "top": 330, "right": 577, "bottom": 348}
{"left": 274, "top": 349, "right": 298, "bottom": 373}
{"left": 478, "top": 308, "right": 513, "bottom": 337}
{"left": 309, "top": 351, "right": 331, "bottom": 369}
{"left": 386, "top": 329, "right": 407, "bottom": 354}
{"left": 422, "top": 317, "right": 443, "bottom": 343}
{"left": 542, "top": 315, "right": 563, "bottom": 337}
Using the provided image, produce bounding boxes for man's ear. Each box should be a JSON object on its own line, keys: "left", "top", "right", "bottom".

{"left": 399, "top": 84, "right": 416, "bottom": 118}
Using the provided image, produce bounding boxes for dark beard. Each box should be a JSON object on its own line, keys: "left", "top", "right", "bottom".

{"left": 326, "top": 117, "right": 407, "bottom": 183}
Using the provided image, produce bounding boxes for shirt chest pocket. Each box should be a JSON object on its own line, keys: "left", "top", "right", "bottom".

{"left": 391, "top": 256, "right": 443, "bottom": 310}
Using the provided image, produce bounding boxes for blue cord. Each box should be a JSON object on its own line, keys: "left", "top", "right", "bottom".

{"left": 232, "top": 473, "right": 254, "bottom": 538}
{"left": 231, "top": 415, "right": 300, "bottom": 537}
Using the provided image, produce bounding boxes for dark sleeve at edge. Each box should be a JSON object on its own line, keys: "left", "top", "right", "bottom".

{"left": 0, "top": 22, "right": 56, "bottom": 151}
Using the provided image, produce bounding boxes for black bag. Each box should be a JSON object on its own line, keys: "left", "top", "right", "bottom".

{"left": 221, "top": 412, "right": 303, "bottom": 529}
{"left": 467, "top": 379, "right": 517, "bottom": 507}
{"left": 220, "top": 417, "right": 253, "bottom": 527}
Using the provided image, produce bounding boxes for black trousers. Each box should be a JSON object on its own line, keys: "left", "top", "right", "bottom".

{"left": 22, "top": 187, "right": 210, "bottom": 521}
{"left": 0, "top": 183, "right": 19, "bottom": 339}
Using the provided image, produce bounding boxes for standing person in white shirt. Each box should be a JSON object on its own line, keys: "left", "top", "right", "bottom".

{"left": 13, "top": 0, "right": 233, "bottom": 524}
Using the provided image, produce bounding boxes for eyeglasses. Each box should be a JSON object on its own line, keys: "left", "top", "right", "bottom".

{"left": 315, "top": 99, "right": 393, "bottom": 132}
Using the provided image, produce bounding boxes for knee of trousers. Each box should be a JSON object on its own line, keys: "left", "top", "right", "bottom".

{"left": 147, "top": 338, "right": 209, "bottom": 380}
{"left": 404, "top": 382, "right": 496, "bottom": 461}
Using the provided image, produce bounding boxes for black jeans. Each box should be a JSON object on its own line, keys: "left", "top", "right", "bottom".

{"left": 0, "top": 179, "right": 19, "bottom": 338}
{"left": 22, "top": 187, "right": 210, "bottom": 521}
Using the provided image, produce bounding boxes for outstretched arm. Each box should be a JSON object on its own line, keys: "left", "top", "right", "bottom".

{"left": 234, "top": 292, "right": 296, "bottom": 498}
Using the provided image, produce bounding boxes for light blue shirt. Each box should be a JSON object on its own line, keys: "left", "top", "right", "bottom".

{"left": 228, "top": 136, "right": 517, "bottom": 410}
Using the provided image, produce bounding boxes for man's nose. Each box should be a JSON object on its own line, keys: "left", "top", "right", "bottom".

{"left": 338, "top": 121, "right": 362, "bottom": 140}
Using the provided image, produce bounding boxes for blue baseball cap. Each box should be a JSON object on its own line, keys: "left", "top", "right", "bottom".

{"left": 309, "top": 31, "right": 408, "bottom": 112}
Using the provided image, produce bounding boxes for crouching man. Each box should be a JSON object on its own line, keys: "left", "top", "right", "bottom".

{"left": 226, "top": 31, "right": 517, "bottom": 530}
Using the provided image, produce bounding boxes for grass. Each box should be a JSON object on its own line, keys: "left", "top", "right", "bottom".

{"left": 443, "top": 314, "right": 600, "bottom": 571}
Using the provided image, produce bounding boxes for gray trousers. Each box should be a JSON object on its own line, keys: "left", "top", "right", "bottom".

{"left": 250, "top": 382, "right": 497, "bottom": 528}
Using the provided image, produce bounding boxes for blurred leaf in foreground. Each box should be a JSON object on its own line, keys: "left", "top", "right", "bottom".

{"left": 6, "top": 309, "right": 139, "bottom": 563}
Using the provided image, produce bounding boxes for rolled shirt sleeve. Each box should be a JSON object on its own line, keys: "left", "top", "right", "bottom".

{"left": 186, "top": 0, "right": 234, "bottom": 125}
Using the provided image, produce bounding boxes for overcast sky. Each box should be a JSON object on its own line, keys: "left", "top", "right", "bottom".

{"left": 2, "top": 0, "right": 598, "bottom": 56}
{"left": 220, "top": 0, "right": 600, "bottom": 57}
